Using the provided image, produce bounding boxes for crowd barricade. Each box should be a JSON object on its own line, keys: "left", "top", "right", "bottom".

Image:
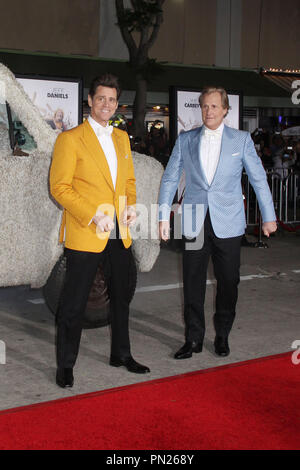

{"left": 242, "top": 168, "right": 300, "bottom": 230}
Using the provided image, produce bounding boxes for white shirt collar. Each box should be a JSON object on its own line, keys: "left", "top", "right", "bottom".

{"left": 88, "top": 114, "right": 109, "bottom": 129}
{"left": 88, "top": 115, "right": 113, "bottom": 138}
{"left": 203, "top": 122, "right": 224, "bottom": 136}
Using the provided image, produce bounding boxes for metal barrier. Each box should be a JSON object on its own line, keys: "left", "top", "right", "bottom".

{"left": 243, "top": 169, "right": 300, "bottom": 228}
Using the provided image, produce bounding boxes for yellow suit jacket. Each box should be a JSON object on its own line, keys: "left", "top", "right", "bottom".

{"left": 50, "top": 119, "right": 136, "bottom": 252}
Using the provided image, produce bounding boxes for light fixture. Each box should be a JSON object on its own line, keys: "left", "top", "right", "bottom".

{"left": 262, "top": 67, "right": 300, "bottom": 74}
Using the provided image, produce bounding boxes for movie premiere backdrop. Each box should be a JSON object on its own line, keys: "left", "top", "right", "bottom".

{"left": 170, "top": 87, "right": 243, "bottom": 137}
{"left": 169, "top": 87, "right": 243, "bottom": 199}
{"left": 16, "top": 75, "right": 83, "bottom": 132}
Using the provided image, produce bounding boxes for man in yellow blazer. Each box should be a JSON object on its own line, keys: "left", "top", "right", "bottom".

{"left": 50, "top": 74, "right": 150, "bottom": 388}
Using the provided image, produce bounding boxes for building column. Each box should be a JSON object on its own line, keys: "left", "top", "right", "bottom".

{"left": 215, "top": 0, "right": 242, "bottom": 68}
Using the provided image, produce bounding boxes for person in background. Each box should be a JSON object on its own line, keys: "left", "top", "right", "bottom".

{"left": 293, "top": 140, "right": 300, "bottom": 172}
{"left": 47, "top": 109, "right": 67, "bottom": 133}
{"left": 272, "top": 138, "right": 296, "bottom": 179}
{"left": 148, "top": 122, "right": 169, "bottom": 167}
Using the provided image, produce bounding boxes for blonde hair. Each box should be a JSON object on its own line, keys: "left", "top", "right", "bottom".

{"left": 54, "top": 109, "right": 64, "bottom": 119}
{"left": 199, "top": 87, "right": 230, "bottom": 116}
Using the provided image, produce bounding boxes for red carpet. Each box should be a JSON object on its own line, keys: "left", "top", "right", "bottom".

{"left": 0, "top": 353, "right": 299, "bottom": 450}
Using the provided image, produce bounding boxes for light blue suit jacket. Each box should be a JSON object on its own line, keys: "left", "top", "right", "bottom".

{"left": 158, "top": 125, "right": 276, "bottom": 238}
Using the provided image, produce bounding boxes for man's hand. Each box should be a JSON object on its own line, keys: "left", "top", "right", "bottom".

{"left": 159, "top": 220, "right": 170, "bottom": 241}
{"left": 122, "top": 206, "right": 136, "bottom": 227}
{"left": 262, "top": 221, "right": 277, "bottom": 237}
{"left": 92, "top": 212, "right": 114, "bottom": 232}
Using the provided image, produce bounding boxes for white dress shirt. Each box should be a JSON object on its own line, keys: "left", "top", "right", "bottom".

{"left": 87, "top": 115, "right": 118, "bottom": 226}
{"left": 160, "top": 122, "right": 224, "bottom": 223}
{"left": 88, "top": 115, "right": 117, "bottom": 189}
{"left": 200, "top": 122, "right": 224, "bottom": 185}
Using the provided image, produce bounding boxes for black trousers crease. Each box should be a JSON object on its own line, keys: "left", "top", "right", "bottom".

{"left": 182, "top": 211, "right": 242, "bottom": 344}
{"left": 56, "top": 225, "right": 132, "bottom": 369}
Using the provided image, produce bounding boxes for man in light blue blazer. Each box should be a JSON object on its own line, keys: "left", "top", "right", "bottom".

{"left": 159, "top": 87, "right": 277, "bottom": 359}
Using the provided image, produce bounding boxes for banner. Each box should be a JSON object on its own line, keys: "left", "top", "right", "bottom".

{"left": 176, "top": 89, "right": 241, "bottom": 135}
{"left": 16, "top": 75, "right": 82, "bottom": 134}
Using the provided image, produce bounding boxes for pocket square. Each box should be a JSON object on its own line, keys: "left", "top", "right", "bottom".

{"left": 232, "top": 152, "right": 240, "bottom": 156}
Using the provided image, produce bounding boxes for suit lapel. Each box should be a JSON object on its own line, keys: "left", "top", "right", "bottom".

{"left": 189, "top": 126, "right": 209, "bottom": 188}
{"left": 80, "top": 120, "right": 114, "bottom": 191}
{"left": 111, "top": 129, "right": 125, "bottom": 196}
{"left": 209, "top": 125, "right": 235, "bottom": 187}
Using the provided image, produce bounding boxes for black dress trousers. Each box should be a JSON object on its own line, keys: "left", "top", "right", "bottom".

{"left": 182, "top": 211, "right": 242, "bottom": 344}
{"left": 56, "top": 223, "right": 132, "bottom": 369}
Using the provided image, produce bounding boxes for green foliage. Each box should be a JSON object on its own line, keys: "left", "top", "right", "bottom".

{"left": 115, "top": 0, "right": 165, "bottom": 136}
{"left": 117, "top": 0, "right": 163, "bottom": 33}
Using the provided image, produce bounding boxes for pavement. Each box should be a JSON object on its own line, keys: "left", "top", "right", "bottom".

{"left": 0, "top": 230, "right": 299, "bottom": 411}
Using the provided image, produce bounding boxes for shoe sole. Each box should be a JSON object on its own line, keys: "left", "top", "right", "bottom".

{"left": 214, "top": 348, "right": 230, "bottom": 357}
{"left": 174, "top": 348, "right": 202, "bottom": 359}
{"left": 56, "top": 381, "right": 74, "bottom": 388}
{"left": 109, "top": 360, "right": 124, "bottom": 367}
{"left": 110, "top": 360, "right": 150, "bottom": 374}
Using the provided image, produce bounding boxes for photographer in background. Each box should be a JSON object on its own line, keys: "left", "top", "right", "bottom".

{"left": 252, "top": 128, "right": 272, "bottom": 168}
{"left": 272, "top": 136, "right": 296, "bottom": 179}
{"left": 294, "top": 140, "right": 300, "bottom": 172}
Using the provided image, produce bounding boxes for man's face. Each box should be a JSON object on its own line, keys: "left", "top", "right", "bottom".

{"left": 55, "top": 110, "right": 64, "bottom": 122}
{"left": 88, "top": 85, "right": 118, "bottom": 126}
{"left": 201, "top": 91, "right": 227, "bottom": 130}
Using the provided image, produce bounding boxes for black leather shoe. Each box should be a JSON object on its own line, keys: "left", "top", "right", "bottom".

{"left": 56, "top": 368, "right": 74, "bottom": 388}
{"left": 174, "top": 341, "right": 203, "bottom": 359}
{"left": 214, "top": 336, "right": 230, "bottom": 356}
{"left": 110, "top": 356, "right": 150, "bottom": 374}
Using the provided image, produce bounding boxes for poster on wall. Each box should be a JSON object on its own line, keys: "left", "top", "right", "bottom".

{"left": 170, "top": 86, "right": 243, "bottom": 143}
{"left": 16, "top": 75, "right": 83, "bottom": 134}
{"left": 169, "top": 86, "right": 243, "bottom": 199}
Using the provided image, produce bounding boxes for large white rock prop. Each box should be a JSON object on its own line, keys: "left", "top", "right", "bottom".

{"left": 0, "top": 63, "right": 163, "bottom": 288}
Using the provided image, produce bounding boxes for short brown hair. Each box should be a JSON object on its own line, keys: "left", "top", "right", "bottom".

{"left": 199, "top": 86, "right": 230, "bottom": 116}
{"left": 89, "top": 73, "right": 121, "bottom": 100}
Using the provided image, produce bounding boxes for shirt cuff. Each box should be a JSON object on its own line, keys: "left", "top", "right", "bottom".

{"left": 158, "top": 204, "right": 171, "bottom": 221}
